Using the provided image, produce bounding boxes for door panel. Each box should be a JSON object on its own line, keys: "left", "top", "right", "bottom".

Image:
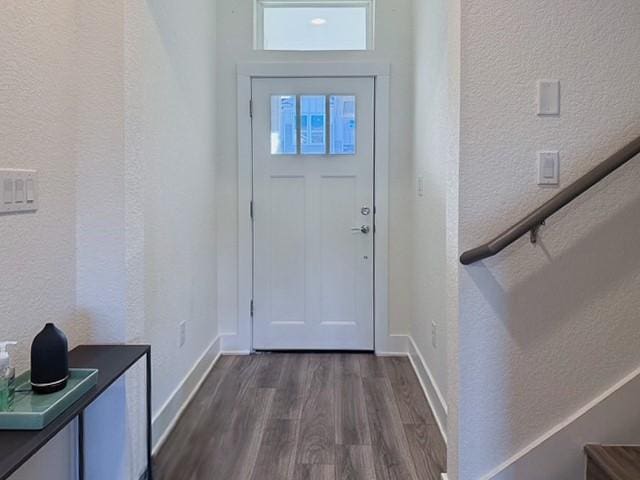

{"left": 252, "top": 77, "right": 374, "bottom": 350}
{"left": 320, "top": 175, "right": 357, "bottom": 325}
{"left": 269, "top": 176, "right": 306, "bottom": 325}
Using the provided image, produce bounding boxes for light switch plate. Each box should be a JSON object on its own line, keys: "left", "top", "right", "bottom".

{"left": 0, "top": 169, "right": 38, "bottom": 214}
{"left": 538, "top": 80, "right": 561, "bottom": 116}
{"left": 538, "top": 151, "right": 560, "bottom": 185}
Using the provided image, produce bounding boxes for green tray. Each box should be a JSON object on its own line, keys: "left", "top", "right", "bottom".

{"left": 0, "top": 368, "right": 98, "bottom": 430}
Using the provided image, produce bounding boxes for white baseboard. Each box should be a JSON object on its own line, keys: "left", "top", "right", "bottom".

{"left": 376, "top": 334, "right": 409, "bottom": 356}
{"left": 406, "top": 336, "right": 448, "bottom": 445}
{"left": 220, "top": 349, "right": 251, "bottom": 355}
{"left": 152, "top": 335, "right": 222, "bottom": 454}
{"left": 484, "top": 363, "right": 640, "bottom": 479}
{"left": 441, "top": 474, "right": 449, "bottom": 480}
{"left": 220, "top": 332, "right": 251, "bottom": 354}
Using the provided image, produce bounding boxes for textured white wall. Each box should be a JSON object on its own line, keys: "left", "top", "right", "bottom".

{"left": 75, "top": 0, "right": 128, "bottom": 345}
{"left": 1, "top": 0, "right": 85, "bottom": 373}
{"left": 215, "top": 0, "right": 414, "bottom": 341}
{"left": 445, "top": 0, "right": 461, "bottom": 476}
{"left": 124, "top": 0, "right": 219, "bottom": 416}
{"left": 457, "top": 1, "right": 640, "bottom": 478}
{"left": 74, "top": 2, "right": 145, "bottom": 478}
{"left": 409, "top": 0, "right": 452, "bottom": 413}
{"left": 2, "top": 1, "right": 218, "bottom": 478}
{"left": 1, "top": 2, "right": 86, "bottom": 479}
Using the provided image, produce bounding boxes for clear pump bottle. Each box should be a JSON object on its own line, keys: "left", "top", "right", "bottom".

{"left": 0, "top": 342, "right": 17, "bottom": 411}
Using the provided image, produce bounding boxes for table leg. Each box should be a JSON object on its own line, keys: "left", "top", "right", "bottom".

{"left": 78, "top": 411, "right": 85, "bottom": 480}
{"left": 146, "top": 350, "right": 153, "bottom": 480}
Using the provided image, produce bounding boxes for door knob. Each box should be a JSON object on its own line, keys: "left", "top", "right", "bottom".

{"left": 351, "top": 225, "right": 370, "bottom": 234}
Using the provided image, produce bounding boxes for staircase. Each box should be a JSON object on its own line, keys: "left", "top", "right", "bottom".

{"left": 585, "top": 445, "right": 640, "bottom": 480}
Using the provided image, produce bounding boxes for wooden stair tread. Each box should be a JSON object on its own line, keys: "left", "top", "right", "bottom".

{"left": 585, "top": 445, "right": 640, "bottom": 480}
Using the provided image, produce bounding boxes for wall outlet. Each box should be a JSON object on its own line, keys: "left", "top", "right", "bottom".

{"left": 431, "top": 321, "right": 438, "bottom": 349}
{"left": 179, "top": 321, "right": 187, "bottom": 347}
{"left": 417, "top": 175, "right": 425, "bottom": 197}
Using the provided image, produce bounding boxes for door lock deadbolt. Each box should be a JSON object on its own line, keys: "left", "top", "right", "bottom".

{"left": 361, "top": 207, "right": 371, "bottom": 216}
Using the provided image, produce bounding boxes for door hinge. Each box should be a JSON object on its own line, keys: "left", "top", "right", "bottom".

{"left": 250, "top": 300, "right": 254, "bottom": 317}
{"left": 250, "top": 200, "right": 254, "bottom": 219}
{"left": 249, "top": 99, "right": 253, "bottom": 118}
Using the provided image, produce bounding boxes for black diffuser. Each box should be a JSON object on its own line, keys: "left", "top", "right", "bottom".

{"left": 30, "top": 323, "right": 69, "bottom": 394}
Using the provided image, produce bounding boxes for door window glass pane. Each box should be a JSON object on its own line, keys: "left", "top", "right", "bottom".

{"left": 330, "top": 95, "right": 356, "bottom": 154}
{"left": 301, "top": 95, "right": 327, "bottom": 155}
{"left": 271, "top": 95, "right": 298, "bottom": 155}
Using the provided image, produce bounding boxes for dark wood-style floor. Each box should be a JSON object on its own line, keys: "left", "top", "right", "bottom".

{"left": 154, "top": 353, "right": 446, "bottom": 480}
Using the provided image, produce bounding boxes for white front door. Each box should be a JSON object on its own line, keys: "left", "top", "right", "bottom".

{"left": 252, "top": 76, "right": 375, "bottom": 350}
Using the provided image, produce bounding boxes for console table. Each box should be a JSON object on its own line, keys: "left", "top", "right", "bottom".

{"left": 0, "top": 345, "right": 152, "bottom": 480}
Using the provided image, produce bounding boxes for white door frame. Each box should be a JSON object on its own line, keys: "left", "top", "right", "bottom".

{"left": 233, "top": 61, "right": 397, "bottom": 354}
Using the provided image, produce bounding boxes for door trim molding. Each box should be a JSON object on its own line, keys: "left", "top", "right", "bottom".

{"left": 231, "top": 62, "right": 392, "bottom": 354}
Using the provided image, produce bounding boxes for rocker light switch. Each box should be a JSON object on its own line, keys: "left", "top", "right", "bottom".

{"left": 538, "top": 151, "right": 560, "bottom": 185}
{"left": 26, "top": 179, "right": 35, "bottom": 202}
{"left": 14, "top": 179, "right": 25, "bottom": 203}
{"left": 0, "top": 169, "right": 38, "bottom": 214}
{"left": 3, "top": 179, "right": 13, "bottom": 204}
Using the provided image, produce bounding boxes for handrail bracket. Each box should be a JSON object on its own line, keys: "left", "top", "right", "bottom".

{"left": 530, "top": 220, "right": 545, "bottom": 244}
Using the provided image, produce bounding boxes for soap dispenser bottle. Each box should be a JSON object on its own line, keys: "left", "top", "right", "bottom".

{"left": 0, "top": 342, "right": 17, "bottom": 411}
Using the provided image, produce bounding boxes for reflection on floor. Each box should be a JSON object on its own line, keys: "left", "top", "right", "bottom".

{"left": 154, "top": 353, "right": 446, "bottom": 480}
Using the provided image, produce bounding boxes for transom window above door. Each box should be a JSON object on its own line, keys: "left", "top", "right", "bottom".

{"left": 254, "top": 0, "right": 375, "bottom": 51}
{"left": 270, "top": 94, "right": 357, "bottom": 155}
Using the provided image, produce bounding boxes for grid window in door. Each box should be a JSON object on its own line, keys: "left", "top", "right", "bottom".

{"left": 330, "top": 95, "right": 357, "bottom": 154}
{"left": 301, "top": 95, "right": 327, "bottom": 155}
{"left": 270, "top": 94, "right": 357, "bottom": 155}
{"left": 271, "top": 95, "right": 298, "bottom": 155}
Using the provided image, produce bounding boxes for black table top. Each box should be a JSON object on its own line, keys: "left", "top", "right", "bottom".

{"left": 0, "top": 344, "right": 150, "bottom": 480}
